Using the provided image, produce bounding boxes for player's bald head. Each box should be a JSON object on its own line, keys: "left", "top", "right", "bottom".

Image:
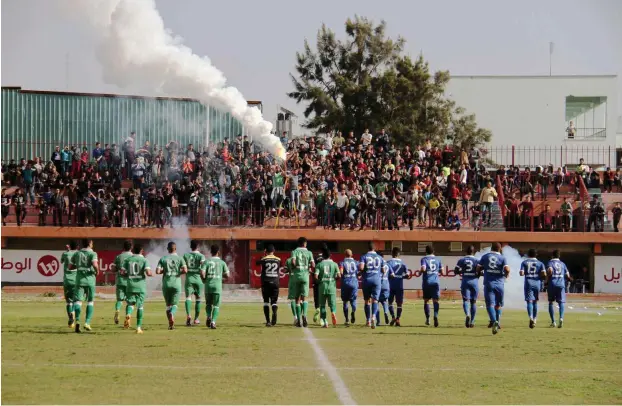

{"left": 491, "top": 242, "right": 502, "bottom": 253}
{"left": 167, "top": 241, "right": 176, "bottom": 253}
{"left": 345, "top": 249, "right": 352, "bottom": 258}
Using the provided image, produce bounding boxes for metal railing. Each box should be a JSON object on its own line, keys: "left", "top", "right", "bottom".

{"left": 566, "top": 128, "right": 607, "bottom": 140}
{"left": 482, "top": 145, "right": 617, "bottom": 169}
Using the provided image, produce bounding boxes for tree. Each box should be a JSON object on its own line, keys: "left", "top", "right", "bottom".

{"left": 288, "top": 16, "right": 491, "bottom": 149}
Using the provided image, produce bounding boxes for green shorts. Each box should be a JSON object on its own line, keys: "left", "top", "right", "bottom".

{"left": 63, "top": 283, "right": 77, "bottom": 303}
{"left": 163, "top": 285, "right": 181, "bottom": 306}
{"left": 126, "top": 291, "right": 145, "bottom": 308}
{"left": 185, "top": 274, "right": 204, "bottom": 298}
{"left": 75, "top": 284, "right": 96, "bottom": 302}
{"left": 206, "top": 291, "right": 221, "bottom": 308}
{"left": 290, "top": 274, "right": 309, "bottom": 299}
{"left": 115, "top": 283, "right": 127, "bottom": 302}
{"left": 319, "top": 291, "right": 337, "bottom": 312}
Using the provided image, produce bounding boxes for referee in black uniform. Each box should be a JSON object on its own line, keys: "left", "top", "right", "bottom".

{"left": 256, "top": 244, "right": 282, "bottom": 326}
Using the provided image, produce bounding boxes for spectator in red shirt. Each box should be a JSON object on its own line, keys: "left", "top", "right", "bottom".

{"left": 447, "top": 184, "right": 459, "bottom": 213}
{"left": 519, "top": 195, "right": 534, "bottom": 230}
{"left": 539, "top": 203, "right": 553, "bottom": 231}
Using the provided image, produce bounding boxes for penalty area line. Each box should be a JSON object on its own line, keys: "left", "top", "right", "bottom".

{"left": 1, "top": 362, "right": 616, "bottom": 374}
{"left": 302, "top": 328, "right": 357, "bottom": 405}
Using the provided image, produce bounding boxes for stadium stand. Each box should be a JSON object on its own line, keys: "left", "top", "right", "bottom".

{"left": 1, "top": 131, "right": 621, "bottom": 232}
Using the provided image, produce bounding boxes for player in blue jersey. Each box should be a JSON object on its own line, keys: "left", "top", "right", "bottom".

{"left": 546, "top": 250, "right": 571, "bottom": 328}
{"left": 375, "top": 257, "right": 391, "bottom": 326}
{"left": 519, "top": 248, "right": 546, "bottom": 329}
{"left": 387, "top": 247, "right": 411, "bottom": 327}
{"left": 454, "top": 245, "right": 480, "bottom": 328}
{"left": 420, "top": 245, "right": 442, "bottom": 327}
{"left": 339, "top": 249, "right": 359, "bottom": 326}
{"left": 477, "top": 242, "right": 510, "bottom": 335}
{"left": 359, "top": 242, "right": 386, "bottom": 329}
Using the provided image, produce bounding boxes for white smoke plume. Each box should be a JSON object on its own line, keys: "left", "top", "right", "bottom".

{"left": 474, "top": 245, "right": 526, "bottom": 310}
{"left": 67, "top": 0, "right": 285, "bottom": 160}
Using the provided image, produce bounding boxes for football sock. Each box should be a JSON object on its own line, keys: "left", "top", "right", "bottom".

{"left": 433, "top": 302, "right": 439, "bottom": 318}
{"left": 74, "top": 302, "right": 82, "bottom": 322}
{"left": 114, "top": 301, "right": 122, "bottom": 311}
{"left": 397, "top": 306, "right": 403, "bottom": 319}
{"left": 527, "top": 301, "right": 533, "bottom": 319}
{"left": 495, "top": 307, "right": 502, "bottom": 323}
{"left": 470, "top": 301, "right": 477, "bottom": 322}
{"left": 194, "top": 301, "right": 201, "bottom": 320}
{"left": 263, "top": 303, "right": 270, "bottom": 323}
{"left": 212, "top": 306, "right": 220, "bottom": 322}
{"left": 137, "top": 307, "right": 144, "bottom": 328}
{"left": 185, "top": 299, "right": 192, "bottom": 316}
{"left": 559, "top": 303, "right": 565, "bottom": 319}
{"left": 85, "top": 302, "right": 94, "bottom": 324}
{"left": 371, "top": 302, "right": 378, "bottom": 319}
{"left": 389, "top": 304, "right": 395, "bottom": 318}
{"left": 548, "top": 303, "right": 555, "bottom": 323}
{"left": 533, "top": 302, "right": 538, "bottom": 319}
{"left": 364, "top": 304, "right": 371, "bottom": 321}
{"left": 462, "top": 300, "right": 469, "bottom": 316}
{"left": 424, "top": 303, "right": 430, "bottom": 320}
{"left": 486, "top": 305, "right": 495, "bottom": 322}
{"left": 301, "top": 301, "right": 308, "bottom": 317}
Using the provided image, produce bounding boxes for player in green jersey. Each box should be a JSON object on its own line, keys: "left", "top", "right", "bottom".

{"left": 314, "top": 246, "right": 341, "bottom": 328}
{"left": 182, "top": 240, "right": 206, "bottom": 326}
{"left": 156, "top": 241, "right": 188, "bottom": 330}
{"left": 290, "top": 237, "right": 315, "bottom": 327}
{"left": 110, "top": 241, "right": 133, "bottom": 325}
{"left": 120, "top": 244, "right": 153, "bottom": 334}
{"left": 61, "top": 241, "right": 78, "bottom": 328}
{"left": 283, "top": 257, "right": 298, "bottom": 325}
{"left": 202, "top": 244, "right": 230, "bottom": 329}
{"left": 69, "top": 239, "right": 99, "bottom": 333}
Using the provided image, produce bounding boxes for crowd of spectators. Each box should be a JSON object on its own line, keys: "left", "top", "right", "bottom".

{"left": 1, "top": 129, "right": 621, "bottom": 232}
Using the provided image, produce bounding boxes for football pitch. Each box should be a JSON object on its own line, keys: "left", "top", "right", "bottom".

{"left": 2, "top": 299, "right": 621, "bottom": 405}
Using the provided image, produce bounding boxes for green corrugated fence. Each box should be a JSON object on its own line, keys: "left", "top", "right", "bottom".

{"left": 1, "top": 87, "right": 247, "bottom": 162}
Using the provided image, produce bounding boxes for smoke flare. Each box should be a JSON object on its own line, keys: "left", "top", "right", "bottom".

{"left": 69, "top": 0, "right": 285, "bottom": 159}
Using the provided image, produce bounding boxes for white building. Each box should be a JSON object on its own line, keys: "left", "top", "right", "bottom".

{"left": 446, "top": 75, "right": 619, "bottom": 168}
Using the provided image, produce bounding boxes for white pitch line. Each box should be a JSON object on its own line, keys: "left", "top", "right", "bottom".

{"left": 1, "top": 362, "right": 617, "bottom": 374}
{"left": 302, "top": 328, "right": 357, "bottom": 405}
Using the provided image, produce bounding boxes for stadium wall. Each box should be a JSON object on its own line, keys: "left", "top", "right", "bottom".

{"left": 2, "top": 228, "right": 621, "bottom": 294}
{"left": 1, "top": 87, "right": 261, "bottom": 162}
{"left": 446, "top": 75, "right": 619, "bottom": 167}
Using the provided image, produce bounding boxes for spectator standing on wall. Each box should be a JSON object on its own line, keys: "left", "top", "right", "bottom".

{"left": 51, "top": 146, "right": 62, "bottom": 174}
{"left": 123, "top": 132, "right": 136, "bottom": 179}
{"left": 93, "top": 142, "right": 104, "bottom": 170}
{"left": 566, "top": 120, "right": 576, "bottom": 139}
{"left": 478, "top": 181, "right": 497, "bottom": 226}
{"left": 61, "top": 146, "right": 72, "bottom": 175}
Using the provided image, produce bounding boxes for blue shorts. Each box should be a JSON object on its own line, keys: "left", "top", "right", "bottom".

{"left": 422, "top": 284, "right": 440, "bottom": 300}
{"left": 548, "top": 285, "right": 566, "bottom": 303}
{"left": 379, "top": 287, "right": 390, "bottom": 302}
{"left": 461, "top": 281, "right": 479, "bottom": 301}
{"left": 362, "top": 280, "right": 381, "bottom": 301}
{"left": 340, "top": 285, "right": 358, "bottom": 303}
{"left": 524, "top": 283, "right": 541, "bottom": 302}
{"left": 389, "top": 289, "right": 404, "bottom": 305}
{"left": 484, "top": 284, "right": 504, "bottom": 307}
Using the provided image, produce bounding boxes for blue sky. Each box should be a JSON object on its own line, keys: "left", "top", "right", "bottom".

{"left": 2, "top": 0, "right": 621, "bottom": 130}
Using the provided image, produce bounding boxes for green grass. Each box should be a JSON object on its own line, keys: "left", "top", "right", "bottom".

{"left": 2, "top": 300, "right": 622, "bottom": 404}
